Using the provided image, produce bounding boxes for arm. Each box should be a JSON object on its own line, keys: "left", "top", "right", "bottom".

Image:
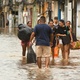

{"left": 29, "top": 26, "right": 37, "bottom": 43}
{"left": 69, "top": 30, "right": 73, "bottom": 42}
{"left": 50, "top": 33, "right": 53, "bottom": 43}
{"left": 57, "top": 34, "right": 66, "bottom": 37}
{"left": 30, "top": 32, "right": 35, "bottom": 42}
{"left": 56, "top": 27, "right": 66, "bottom": 37}
{"left": 29, "top": 32, "right": 35, "bottom": 46}
{"left": 70, "top": 27, "right": 72, "bottom": 33}
{"left": 50, "top": 33, "right": 53, "bottom": 46}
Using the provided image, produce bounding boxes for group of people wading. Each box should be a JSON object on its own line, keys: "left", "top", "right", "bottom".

{"left": 18, "top": 16, "right": 77, "bottom": 69}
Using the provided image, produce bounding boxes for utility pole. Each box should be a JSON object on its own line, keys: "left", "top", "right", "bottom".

{"left": 72, "top": 0, "right": 77, "bottom": 36}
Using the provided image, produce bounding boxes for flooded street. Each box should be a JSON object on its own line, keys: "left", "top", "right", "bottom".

{"left": 0, "top": 33, "right": 80, "bottom": 80}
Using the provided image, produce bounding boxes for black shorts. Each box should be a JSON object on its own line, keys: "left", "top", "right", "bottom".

{"left": 61, "top": 35, "right": 70, "bottom": 45}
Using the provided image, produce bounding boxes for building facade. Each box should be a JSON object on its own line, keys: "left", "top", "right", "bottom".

{"left": 0, "top": 0, "right": 79, "bottom": 37}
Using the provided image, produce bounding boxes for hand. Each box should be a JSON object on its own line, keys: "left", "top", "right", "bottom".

{"left": 71, "top": 39, "right": 73, "bottom": 43}
{"left": 29, "top": 42, "right": 33, "bottom": 47}
{"left": 50, "top": 42, "right": 53, "bottom": 47}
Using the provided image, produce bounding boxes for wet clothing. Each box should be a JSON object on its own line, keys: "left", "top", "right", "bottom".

{"left": 52, "top": 25, "right": 59, "bottom": 47}
{"left": 57, "top": 26, "right": 71, "bottom": 45}
{"left": 34, "top": 24, "right": 53, "bottom": 46}
{"left": 57, "top": 26, "right": 69, "bottom": 35}
{"left": 21, "top": 41, "right": 29, "bottom": 46}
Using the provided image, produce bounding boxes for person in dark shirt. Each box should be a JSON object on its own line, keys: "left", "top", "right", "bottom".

{"left": 29, "top": 16, "right": 53, "bottom": 69}
{"left": 48, "top": 20, "right": 54, "bottom": 63}
{"left": 48, "top": 19, "right": 59, "bottom": 63}
{"left": 21, "top": 21, "right": 32, "bottom": 64}
{"left": 52, "top": 17, "right": 59, "bottom": 59}
{"left": 66, "top": 21, "right": 74, "bottom": 56}
{"left": 57, "top": 20, "right": 72, "bottom": 64}
{"left": 54, "top": 17, "right": 58, "bottom": 26}
{"left": 48, "top": 20, "right": 54, "bottom": 29}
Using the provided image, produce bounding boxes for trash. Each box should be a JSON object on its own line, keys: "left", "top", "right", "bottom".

{"left": 27, "top": 46, "right": 36, "bottom": 63}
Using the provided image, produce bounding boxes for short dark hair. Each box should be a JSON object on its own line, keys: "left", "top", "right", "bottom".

{"left": 66, "top": 21, "right": 71, "bottom": 24}
{"left": 40, "top": 16, "right": 46, "bottom": 22}
{"left": 54, "top": 17, "right": 58, "bottom": 20}
{"left": 48, "top": 20, "right": 53, "bottom": 24}
{"left": 59, "top": 19, "right": 65, "bottom": 25}
{"left": 27, "top": 21, "right": 31, "bottom": 25}
{"left": 50, "top": 19, "right": 53, "bottom": 22}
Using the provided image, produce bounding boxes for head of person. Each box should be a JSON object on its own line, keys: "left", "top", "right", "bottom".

{"left": 40, "top": 16, "right": 46, "bottom": 24}
{"left": 54, "top": 17, "right": 58, "bottom": 24}
{"left": 66, "top": 21, "right": 71, "bottom": 27}
{"left": 27, "top": 21, "right": 32, "bottom": 27}
{"left": 37, "top": 19, "right": 41, "bottom": 24}
{"left": 48, "top": 20, "right": 54, "bottom": 28}
{"left": 59, "top": 20, "right": 65, "bottom": 27}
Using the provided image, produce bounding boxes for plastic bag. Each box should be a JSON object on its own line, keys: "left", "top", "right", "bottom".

{"left": 27, "top": 46, "right": 36, "bottom": 63}
{"left": 53, "top": 46, "right": 59, "bottom": 58}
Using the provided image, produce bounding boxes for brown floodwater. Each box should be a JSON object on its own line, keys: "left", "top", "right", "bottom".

{"left": 0, "top": 28, "right": 80, "bottom": 80}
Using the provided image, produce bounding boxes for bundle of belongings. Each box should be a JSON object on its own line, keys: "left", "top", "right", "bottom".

{"left": 70, "top": 41, "right": 80, "bottom": 49}
{"left": 70, "top": 33, "right": 80, "bottom": 49}
{"left": 17, "top": 24, "right": 33, "bottom": 41}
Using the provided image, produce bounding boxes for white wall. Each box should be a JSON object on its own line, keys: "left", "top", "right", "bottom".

{"left": 77, "top": 0, "right": 80, "bottom": 37}
{"left": 67, "top": 1, "right": 80, "bottom": 38}
{"left": 52, "top": 1, "right": 58, "bottom": 18}
{"left": 67, "top": 3, "right": 72, "bottom": 22}
{"left": 61, "top": 0, "right": 72, "bottom": 21}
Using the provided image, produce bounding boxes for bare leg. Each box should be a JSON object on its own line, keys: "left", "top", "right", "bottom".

{"left": 45, "top": 57, "right": 50, "bottom": 68}
{"left": 22, "top": 44, "right": 27, "bottom": 56}
{"left": 51, "top": 48, "right": 54, "bottom": 64}
{"left": 51, "top": 48, "right": 54, "bottom": 59}
{"left": 64, "top": 44, "right": 69, "bottom": 60}
{"left": 68, "top": 44, "right": 70, "bottom": 57}
{"left": 60, "top": 44, "right": 64, "bottom": 59}
{"left": 37, "top": 57, "right": 42, "bottom": 68}
{"left": 21, "top": 44, "right": 27, "bottom": 64}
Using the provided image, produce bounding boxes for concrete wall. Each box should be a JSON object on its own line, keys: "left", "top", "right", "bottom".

{"left": 67, "top": 2, "right": 72, "bottom": 22}
{"left": 52, "top": 1, "right": 58, "bottom": 18}
{"left": 77, "top": 0, "right": 80, "bottom": 37}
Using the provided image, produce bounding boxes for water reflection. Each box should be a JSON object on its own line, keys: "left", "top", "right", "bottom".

{"left": 0, "top": 28, "right": 80, "bottom": 80}
{"left": 0, "top": 27, "right": 18, "bottom": 35}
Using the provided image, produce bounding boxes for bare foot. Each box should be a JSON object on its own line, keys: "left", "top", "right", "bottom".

{"left": 22, "top": 56, "right": 27, "bottom": 64}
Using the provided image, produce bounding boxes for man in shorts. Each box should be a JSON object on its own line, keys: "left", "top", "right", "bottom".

{"left": 29, "top": 16, "right": 53, "bottom": 68}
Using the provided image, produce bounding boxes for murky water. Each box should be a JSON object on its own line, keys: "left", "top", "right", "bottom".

{"left": 0, "top": 28, "right": 80, "bottom": 80}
